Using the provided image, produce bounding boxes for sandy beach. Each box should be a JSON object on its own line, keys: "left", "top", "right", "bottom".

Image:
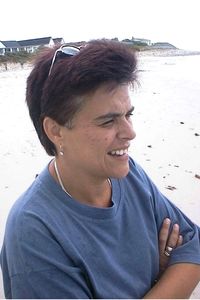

{"left": 0, "top": 53, "right": 200, "bottom": 298}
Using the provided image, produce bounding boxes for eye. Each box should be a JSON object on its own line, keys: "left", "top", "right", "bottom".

{"left": 126, "top": 112, "right": 133, "bottom": 119}
{"left": 126, "top": 107, "right": 135, "bottom": 119}
{"left": 101, "top": 119, "right": 114, "bottom": 127}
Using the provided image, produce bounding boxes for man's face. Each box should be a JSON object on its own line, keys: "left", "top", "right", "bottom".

{"left": 61, "top": 84, "right": 136, "bottom": 181}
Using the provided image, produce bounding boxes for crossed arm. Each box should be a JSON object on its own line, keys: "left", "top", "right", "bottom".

{"left": 144, "top": 218, "right": 200, "bottom": 299}
{"left": 144, "top": 263, "right": 200, "bottom": 299}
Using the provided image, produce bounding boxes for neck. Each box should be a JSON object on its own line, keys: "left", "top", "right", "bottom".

{"left": 49, "top": 159, "right": 112, "bottom": 208}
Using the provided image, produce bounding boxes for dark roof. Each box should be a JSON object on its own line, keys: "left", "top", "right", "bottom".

{"left": 1, "top": 40, "right": 21, "bottom": 48}
{"left": 53, "top": 38, "right": 63, "bottom": 44}
{"left": 18, "top": 37, "right": 52, "bottom": 47}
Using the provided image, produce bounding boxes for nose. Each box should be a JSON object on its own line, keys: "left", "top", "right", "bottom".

{"left": 117, "top": 118, "right": 136, "bottom": 141}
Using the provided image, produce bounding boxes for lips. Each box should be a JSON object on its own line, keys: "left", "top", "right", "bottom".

{"left": 109, "top": 148, "right": 128, "bottom": 156}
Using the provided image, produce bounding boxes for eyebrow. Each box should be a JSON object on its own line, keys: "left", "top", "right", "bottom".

{"left": 94, "top": 106, "right": 135, "bottom": 122}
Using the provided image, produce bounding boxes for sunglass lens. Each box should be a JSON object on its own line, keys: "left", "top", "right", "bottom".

{"left": 61, "top": 47, "right": 80, "bottom": 56}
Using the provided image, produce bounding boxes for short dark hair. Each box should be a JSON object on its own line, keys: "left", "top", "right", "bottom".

{"left": 26, "top": 39, "right": 138, "bottom": 156}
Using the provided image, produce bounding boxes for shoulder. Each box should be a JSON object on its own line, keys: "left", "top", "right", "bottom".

{"left": 127, "top": 156, "right": 153, "bottom": 189}
{"left": 5, "top": 164, "right": 57, "bottom": 241}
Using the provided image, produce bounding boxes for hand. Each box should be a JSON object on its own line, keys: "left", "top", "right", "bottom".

{"left": 158, "top": 218, "right": 183, "bottom": 276}
{"left": 144, "top": 220, "right": 199, "bottom": 298}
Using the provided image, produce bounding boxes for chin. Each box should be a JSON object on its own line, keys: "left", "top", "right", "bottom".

{"left": 111, "top": 166, "right": 130, "bottom": 179}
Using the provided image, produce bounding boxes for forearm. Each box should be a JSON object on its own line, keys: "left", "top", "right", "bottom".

{"left": 144, "top": 263, "right": 200, "bottom": 299}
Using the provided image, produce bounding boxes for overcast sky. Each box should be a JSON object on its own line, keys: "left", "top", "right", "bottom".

{"left": 1, "top": 0, "right": 200, "bottom": 50}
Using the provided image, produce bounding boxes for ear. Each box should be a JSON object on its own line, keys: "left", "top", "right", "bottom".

{"left": 43, "top": 117, "right": 63, "bottom": 145}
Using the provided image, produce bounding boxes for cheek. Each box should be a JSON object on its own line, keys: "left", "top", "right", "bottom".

{"left": 85, "top": 131, "right": 111, "bottom": 151}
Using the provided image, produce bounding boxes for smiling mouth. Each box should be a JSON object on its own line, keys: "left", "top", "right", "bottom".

{"left": 108, "top": 148, "right": 129, "bottom": 156}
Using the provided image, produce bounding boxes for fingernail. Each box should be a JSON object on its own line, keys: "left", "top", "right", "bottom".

{"left": 165, "top": 218, "right": 171, "bottom": 224}
{"left": 173, "top": 223, "right": 179, "bottom": 230}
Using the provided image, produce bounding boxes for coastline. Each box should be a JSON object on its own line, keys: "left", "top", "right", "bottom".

{"left": 139, "top": 49, "right": 200, "bottom": 57}
{"left": 1, "top": 48, "right": 200, "bottom": 73}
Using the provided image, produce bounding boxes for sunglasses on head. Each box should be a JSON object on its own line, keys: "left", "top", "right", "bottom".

{"left": 48, "top": 44, "right": 80, "bottom": 76}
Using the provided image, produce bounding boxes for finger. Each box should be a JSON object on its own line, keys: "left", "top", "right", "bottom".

{"left": 159, "top": 218, "right": 171, "bottom": 254}
{"left": 176, "top": 234, "right": 183, "bottom": 247}
{"left": 166, "top": 223, "right": 180, "bottom": 249}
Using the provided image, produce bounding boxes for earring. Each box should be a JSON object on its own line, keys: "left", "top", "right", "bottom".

{"left": 59, "top": 145, "right": 64, "bottom": 156}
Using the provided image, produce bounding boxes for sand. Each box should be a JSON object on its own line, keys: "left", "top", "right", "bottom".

{"left": 0, "top": 53, "right": 200, "bottom": 298}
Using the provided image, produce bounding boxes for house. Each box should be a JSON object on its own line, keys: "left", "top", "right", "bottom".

{"left": 152, "top": 42, "right": 176, "bottom": 49}
{"left": 132, "top": 37, "right": 151, "bottom": 46}
{"left": 0, "top": 36, "right": 58, "bottom": 55}
{"left": 121, "top": 37, "right": 152, "bottom": 47}
{"left": 0, "top": 36, "right": 65, "bottom": 55}
{"left": 18, "top": 36, "right": 55, "bottom": 53}
{"left": 0, "top": 40, "right": 21, "bottom": 55}
{"left": 0, "top": 41, "right": 6, "bottom": 55}
{"left": 53, "top": 38, "right": 65, "bottom": 45}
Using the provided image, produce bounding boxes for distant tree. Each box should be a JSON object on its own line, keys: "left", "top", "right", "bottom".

{"left": 121, "top": 38, "right": 133, "bottom": 43}
{"left": 111, "top": 37, "right": 119, "bottom": 42}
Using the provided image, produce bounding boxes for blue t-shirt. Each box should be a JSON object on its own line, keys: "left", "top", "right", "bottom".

{"left": 1, "top": 158, "right": 200, "bottom": 298}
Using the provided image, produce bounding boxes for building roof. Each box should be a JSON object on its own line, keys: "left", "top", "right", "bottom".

{"left": 0, "top": 41, "right": 6, "bottom": 48}
{"left": 18, "top": 37, "right": 52, "bottom": 47}
{"left": 1, "top": 40, "right": 21, "bottom": 48}
{"left": 53, "top": 38, "right": 64, "bottom": 44}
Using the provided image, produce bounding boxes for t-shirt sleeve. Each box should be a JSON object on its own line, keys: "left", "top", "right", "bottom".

{"left": 9, "top": 267, "right": 92, "bottom": 299}
{"left": 2, "top": 211, "right": 93, "bottom": 299}
{"left": 132, "top": 159, "right": 200, "bottom": 266}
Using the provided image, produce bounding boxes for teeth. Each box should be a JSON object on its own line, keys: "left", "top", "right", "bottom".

{"left": 110, "top": 149, "right": 128, "bottom": 156}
